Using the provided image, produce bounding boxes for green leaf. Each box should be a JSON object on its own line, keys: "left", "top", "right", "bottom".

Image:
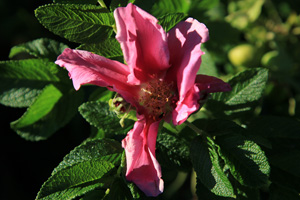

{"left": 195, "top": 178, "right": 233, "bottom": 200}
{"left": 151, "top": 0, "right": 191, "bottom": 17}
{"left": 192, "top": 119, "right": 272, "bottom": 148}
{"left": 192, "top": 119, "right": 244, "bottom": 136}
{"left": 35, "top": 4, "right": 115, "bottom": 44}
{"left": 54, "top": 0, "right": 98, "bottom": 4}
{"left": 103, "top": 177, "right": 133, "bottom": 200}
{"left": 157, "top": 13, "right": 186, "bottom": 32}
{"left": 11, "top": 87, "right": 84, "bottom": 141}
{"left": 216, "top": 134, "right": 270, "bottom": 187}
{"left": 53, "top": 138, "right": 123, "bottom": 173}
{"left": 9, "top": 38, "right": 68, "bottom": 61}
{"left": 36, "top": 160, "right": 115, "bottom": 200}
{"left": 0, "top": 59, "right": 60, "bottom": 82}
{"left": 248, "top": 116, "right": 300, "bottom": 139}
{"left": 0, "top": 79, "right": 45, "bottom": 107}
{"left": 190, "top": 136, "right": 235, "bottom": 197}
{"left": 11, "top": 84, "right": 62, "bottom": 129}
{"left": 78, "top": 101, "right": 134, "bottom": 136}
{"left": 0, "top": 59, "right": 68, "bottom": 108}
{"left": 269, "top": 150, "right": 300, "bottom": 178}
{"left": 88, "top": 88, "right": 114, "bottom": 102}
{"left": 110, "top": 0, "right": 135, "bottom": 11}
{"left": 80, "top": 190, "right": 106, "bottom": 200}
{"left": 269, "top": 183, "right": 300, "bottom": 200}
{"left": 206, "top": 68, "right": 268, "bottom": 118}
{"left": 156, "top": 130, "right": 191, "bottom": 171}
{"left": 78, "top": 38, "right": 123, "bottom": 59}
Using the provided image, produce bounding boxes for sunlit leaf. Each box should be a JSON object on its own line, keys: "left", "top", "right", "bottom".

{"left": 35, "top": 4, "right": 115, "bottom": 43}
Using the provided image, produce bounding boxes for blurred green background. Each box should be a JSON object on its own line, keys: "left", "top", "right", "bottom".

{"left": 1, "top": 0, "right": 300, "bottom": 199}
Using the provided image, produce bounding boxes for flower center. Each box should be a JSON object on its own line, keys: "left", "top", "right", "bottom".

{"left": 139, "top": 79, "right": 176, "bottom": 121}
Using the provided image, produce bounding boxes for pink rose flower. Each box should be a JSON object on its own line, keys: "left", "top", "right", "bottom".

{"left": 55, "top": 3, "right": 231, "bottom": 197}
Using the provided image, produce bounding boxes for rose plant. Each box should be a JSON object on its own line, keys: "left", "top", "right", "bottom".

{"left": 1, "top": 0, "right": 300, "bottom": 200}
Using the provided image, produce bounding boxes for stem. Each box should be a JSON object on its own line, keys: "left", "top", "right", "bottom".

{"left": 185, "top": 121, "right": 207, "bottom": 136}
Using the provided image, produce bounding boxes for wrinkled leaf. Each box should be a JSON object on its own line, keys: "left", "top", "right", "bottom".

{"left": 53, "top": 138, "right": 123, "bottom": 173}
{"left": 191, "top": 136, "right": 235, "bottom": 197}
{"left": 35, "top": 4, "right": 115, "bottom": 44}
{"left": 36, "top": 160, "right": 115, "bottom": 200}
{"left": 78, "top": 101, "right": 134, "bottom": 136}
{"left": 158, "top": 13, "right": 186, "bottom": 32}
{"left": 9, "top": 38, "right": 68, "bottom": 61}
{"left": 216, "top": 134, "right": 270, "bottom": 187}
{"left": 11, "top": 88, "right": 84, "bottom": 141}
{"left": 206, "top": 68, "right": 268, "bottom": 118}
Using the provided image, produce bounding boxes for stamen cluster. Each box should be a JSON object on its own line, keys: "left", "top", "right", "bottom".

{"left": 139, "top": 79, "right": 176, "bottom": 120}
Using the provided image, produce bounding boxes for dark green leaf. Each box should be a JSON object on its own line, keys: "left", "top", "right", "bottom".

{"left": 156, "top": 130, "right": 191, "bottom": 171}
{"left": 206, "top": 68, "right": 268, "bottom": 118}
{"left": 0, "top": 59, "right": 60, "bottom": 82}
{"left": 192, "top": 119, "right": 272, "bottom": 148}
{"left": 192, "top": 119, "right": 244, "bottom": 136}
{"left": 9, "top": 38, "right": 68, "bottom": 61}
{"left": 53, "top": 138, "right": 123, "bottom": 173}
{"left": 269, "top": 183, "right": 300, "bottom": 200}
{"left": 0, "top": 78, "right": 45, "bottom": 107}
{"left": 11, "top": 84, "right": 62, "bottom": 129}
{"left": 191, "top": 136, "right": 235, "bottom": 197}
{"left": 35, "top": 4, "right": 115, "bottom": 44}
{"left": 110, "top": 0, "right": 135, "bottom": 11}
{"left": 151, "top": 0, "right": 190, "bottom": 17}
{"left": 248, "top": 116, "right": 300, "bottom": 139}
{"left": 269, "top": 150, "right": 300, "bottom": 178}
{"left": 78, "top": 38, "right": 123, "bottom": 59}
{"left": 36, "top": 160, "right": 115, "bottom": 200}
{"left": 88, "top": 88, "right": 114, "bottom": 102}
{"left": 78, "top": 101, "right": 134, "bottom": 136}
{"left": 103, "top": 177, "right": 133, "bottom": 200}
{"left": 158, "top": 13, "right": 186, "bottom": 32}
{"left": 195, "top": 178, "right": 233, "bottom": 200}
{"left": 80, "top": 190, "right": 106, "bottom": 200}
{"left": 216, "top": 134, "right": 270, "bottom": 187}
{"left": 54, "top": 0, "right": 98, "bottom": 4}
{"left": 11, "top": 87, "right": 84, "bottom": 141}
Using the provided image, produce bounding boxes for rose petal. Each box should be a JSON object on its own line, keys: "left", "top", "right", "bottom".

{"left": 122, "top": 117, "right": 163, "bottom": 197}
{"left": 166, "top": 18, "right": 209, "bottom": 100}
{"left": 114, "top": 3, "right": 170, "bottom": 84}
{"left": 172, "top": 85, "right": 201, "bottom": 125}
{"left": 55, "top": 48, "right": 139, "bottom": 105}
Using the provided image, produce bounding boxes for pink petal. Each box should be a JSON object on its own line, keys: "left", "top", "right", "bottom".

{"left": 122, "top": 117, "right": 163, "bottom": 197}
{"left": 195, "top": 74, "right": 232, "bottom": 93}
{"left": 172, "top": 85, "right": 201, "bottom": 125}
{"left": 55, "top": 48, "right": 139, "bottom": 105}
{"left": 114, "top": 3, "right": 170, "bottom": 84}
{"left": 172, "top": 75, "right": 231, "bottom": 125}
{"left": 166, "top": 18, "right": 209, "bottom": 101}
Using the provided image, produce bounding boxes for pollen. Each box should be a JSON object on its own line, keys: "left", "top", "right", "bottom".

{"left": 139, "top": 79, "right": 176, "bottom": 120}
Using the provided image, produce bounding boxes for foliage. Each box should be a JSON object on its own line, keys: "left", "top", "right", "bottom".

{"left": 2, "top": 0, "right": 300, "bottom": 199}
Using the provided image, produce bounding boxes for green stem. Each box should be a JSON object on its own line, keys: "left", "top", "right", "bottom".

{"left": 185, "top": 121, "right": 207, "bottom": 136}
